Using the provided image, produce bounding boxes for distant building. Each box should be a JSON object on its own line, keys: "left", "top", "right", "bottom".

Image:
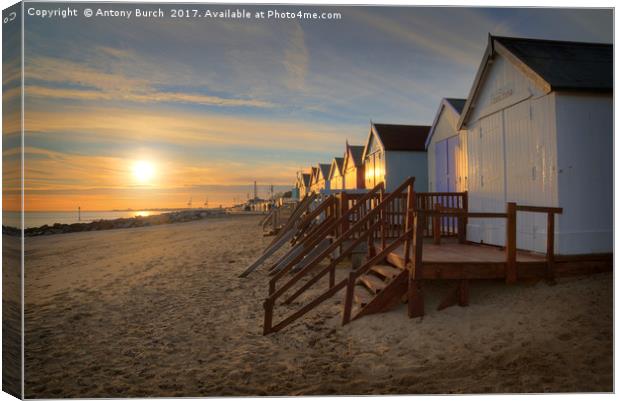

{"left": 343, "top": 142, "right": 366, "bottom": 191}
{"left": 295, "top": 172, "right": 311, "bottom": 199}
{"left": 457, "top": 35, "right": 612, "bottom": 254}
{"left": 426, "top": 98, "right": 467, "bottom": 192}
{"left": 328, "top": 157, "right": 345, "bottom": 192}
{"left": 362, "top": 122, "right": 430, "bottom": 192}
{"left": 310, "top": 163, "right": 331, "bottom": 194}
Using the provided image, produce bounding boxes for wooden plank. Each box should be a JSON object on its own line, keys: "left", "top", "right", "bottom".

{"left": 358, "top": 274, "right": 387, "bottom": 294}
{"left": 408, "top": 214, "right": 425, "bottom": 318}
{"left": 353, "top": 285, "right": 374, "bottom": 306}
{"left": 268, "top": 194, "right": 314, "bottom": 245}
{"left": 433, "top": 203, "right": 441, "bottom": 245}
{"left": 354, "top": 270, "right": 408, "bottom": 320}
{"left": 505, "top": 202, "right": 517, "bottom": 283}
{"left": 342, "top": 272, "right": 356, "bottom": 325}
{"left": 407, "top": 279, "right": 424, "bottom": 318}
{"left": 437, "top": 283, "right": 459, "bottom": 311}
{"left": 516, "top": 205, "right": 563, "bottom": 214}
{"left": 269, "top": 241, "right": 306, "bottom": 274}
{"left": 370, "top": 264, "right": 402, "bottom": 280}
{"left": 546, "top": 212, "right": 556, "bottom": 283}
{"left": 263, "top": 297, "right": 274, "bottom": 335}
{"left": 291, "top": 238, "right": 331, "bottom": 272}
{"left": 269, "top": 280, "right": 348, "bottom": 334}
{"left": 239, "top": 229, "right": 295, "bottom": 277}
{"left": 276, "top": 222, "right": 379, "bottom": 297}
{"left": 436, "top": 279, "right": 469, "bottom": 310}
{"left": 458, "top": 279, "right": 469, "bottom": 306}
{"left": 520, "top": 259, "right": 612, "bottom": 278}
{"left": 421, "top": 262, "right": 508, "bottom": 279}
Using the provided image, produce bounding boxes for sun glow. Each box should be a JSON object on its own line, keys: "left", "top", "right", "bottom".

{"left": 132, "top": 160, "right": 155, "bottom": 184}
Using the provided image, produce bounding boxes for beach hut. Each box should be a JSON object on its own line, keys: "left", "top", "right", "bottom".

{"left": 308, "top": 167, "right": 319, "bottom": 193}
{"left": 362, "top": 123, "right": 430, "bottom": 191}
{"left": 425, "top": 98, "right": 467, "bottom": 192}
{"left": 457, "top": 35, "right": 612, "bottom": 255}
{"left": 343, "top": 142, "right": 366, "bottom": 191}
{"left": 328, "top": 157, "right": 345, "bottom": 192}
{"left": 295, "top": 172, "right": 311, "bottom": 199}
{"left": 310, "top": 164, "right": 331, "bottom": 194}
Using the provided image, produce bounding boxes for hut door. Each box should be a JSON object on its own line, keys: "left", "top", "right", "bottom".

{"left": 435, "top": 136, "right": 458, "bottom": 192}
{"left": 447, "top": 136, "right": 459, "bottom": 192}
{"left": 435, "top": 140, "right": 448, "bottom": 192}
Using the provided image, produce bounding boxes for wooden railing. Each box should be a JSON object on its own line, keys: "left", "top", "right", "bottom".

{"left": 264, "top": 193, "right": 317, "bottom": 250}
{"left": 415, "top": 202, "right": 563, "bottom": 284}
{"left": 270, "top": 183, "right": 385, "bottom": 287}
{"left": 291, "top": 195, "right": 337, "bottom": 245}
{"left": 415, "top": 192, "right": 468, "bottom": 238}
{"left": 263, "top": 178, "right": 415, "bottom": 335}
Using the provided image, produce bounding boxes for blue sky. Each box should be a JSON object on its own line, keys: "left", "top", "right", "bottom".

{"left": 14, "top": 4, "right": 612, "bottom": 209}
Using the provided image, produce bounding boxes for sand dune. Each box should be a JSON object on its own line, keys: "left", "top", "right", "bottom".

{"left": 24, "top": 215, "right": 612, "bottom": 397}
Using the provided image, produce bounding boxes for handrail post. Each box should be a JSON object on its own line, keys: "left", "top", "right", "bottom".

{"left": 380, "top": 187, "right": 386, "bottom": 251}
{"left": 505, "top": 202, "right": 517, "bottom": 284}
{"left": 341, "top": 191, "right": 349, "bottom": 233}
{"left": 342, "top": 271, "right": 356, "bottom": 325}
{"left": 433, "top": 203, "right": 442, "bottom": 245}
{"left": 403, "top": 181, "right": 415, "bottom": 263}
{"left": 408, "top": 212, "right": 425, "bottom": 318}
{"left": 263, "top": 298, "right": 274, "bottom": 335}
{"left": 546, "top": 211, "right": 556, "bottom": 284}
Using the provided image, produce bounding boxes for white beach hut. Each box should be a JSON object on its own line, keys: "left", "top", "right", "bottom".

{"left": 328, "top": 157, "right": 345, "bottom": 192}
{"left": 362, "top": 123, "right": 430, "bottom": 192}
{"left": 343, "top": 142, "right": 366, "bottom": 191}
{"left": 310, "top": 163, "right": 332, "bottom": 194}
{"left": 457, "top": 35, "right": 612, "bottom": 255}
{"left": 425, "top": 98, "right": 468, "bottom": 192}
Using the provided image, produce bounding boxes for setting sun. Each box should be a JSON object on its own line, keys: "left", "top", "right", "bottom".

{"left": 132, "top": 160, "right": 155, "bottom": 184}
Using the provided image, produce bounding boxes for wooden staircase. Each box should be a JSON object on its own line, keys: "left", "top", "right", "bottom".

{"left": 351, "top": 263, "right": 407, "bottom": 317}
{"left": 263, "top": 178, "right": 417, "bottom": 334}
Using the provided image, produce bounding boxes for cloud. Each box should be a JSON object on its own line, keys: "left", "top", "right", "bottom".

{"left": 25, "top": 52, "right": 276, "bottom": 109}
{"left": 283, "top": 22, "right": 309, "bottom": 91}
{"left": 23, "top": 105, "right": 359, "bottom": 153}
{"left": 20, "top": 145, "right": 301, "bottom": 211}
{"left": 25, "top": 85, "right": 275, "bottom": 108}
{"left": 347, "top": 8, "right": 483, "bottom": 67}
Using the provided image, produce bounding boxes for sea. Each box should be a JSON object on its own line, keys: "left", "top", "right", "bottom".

{"left": 3, "top": 210, "right": 178, "bottom": 229}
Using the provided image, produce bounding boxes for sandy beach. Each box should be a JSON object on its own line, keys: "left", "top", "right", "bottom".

{"left": 23, "top": 214, "right": 612, "bottom": 397}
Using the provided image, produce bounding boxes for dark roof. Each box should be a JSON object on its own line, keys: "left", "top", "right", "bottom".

{"left": 445, "top": 98, "right": 466, "bottom": 113}
{"left": 334, "top": 157, "right": 344, "bottom": 172}
{"left": 494, "top": 35, "right": 612, "bottom": 92}
{"left": 301, "top": 173, "right": 310, "bottom": 186}
{"left": 348, "top": 145, "right": 365, "bottom": 166}
{"left": 318, "top": 163, "right": 331, "bottom": 180}
{"left": 329, "top": 157, "right": 344, "bottom": 178}
{"left": 310, "top": 167, "right": 318, "bottom": 183}
{"left": 373, "top": 124, "right": 430, "bottom": 152}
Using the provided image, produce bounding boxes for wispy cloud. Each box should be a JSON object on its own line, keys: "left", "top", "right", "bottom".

{"left": 283, "top": 22, "right": 309, "bottom": 91}
{"left": 347, "top": 8, "right": 483, "bottom": 67}
{"left": 24, "top": 105, "right": 360, "bottom": 153}
{"left": 25, "top": 53, "right": 277, "bottom": 109}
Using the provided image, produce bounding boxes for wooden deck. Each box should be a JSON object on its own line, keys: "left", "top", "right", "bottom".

{"left": 384, "top": 239, "right": 611, "bottom": 281}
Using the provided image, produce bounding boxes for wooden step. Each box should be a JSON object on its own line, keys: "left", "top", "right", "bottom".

{"left": 370, "top": 264, "right": 402, "bottom": 280}
{"left": 353, "top": 285, "right": 374, "bottom": 306}
{"left": 358, "top": 274, "right": 387, "bottom": 294}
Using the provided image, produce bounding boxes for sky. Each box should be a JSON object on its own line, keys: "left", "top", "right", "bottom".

{"left": 4, "top": 3, "right": 613, "bottom": 210}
